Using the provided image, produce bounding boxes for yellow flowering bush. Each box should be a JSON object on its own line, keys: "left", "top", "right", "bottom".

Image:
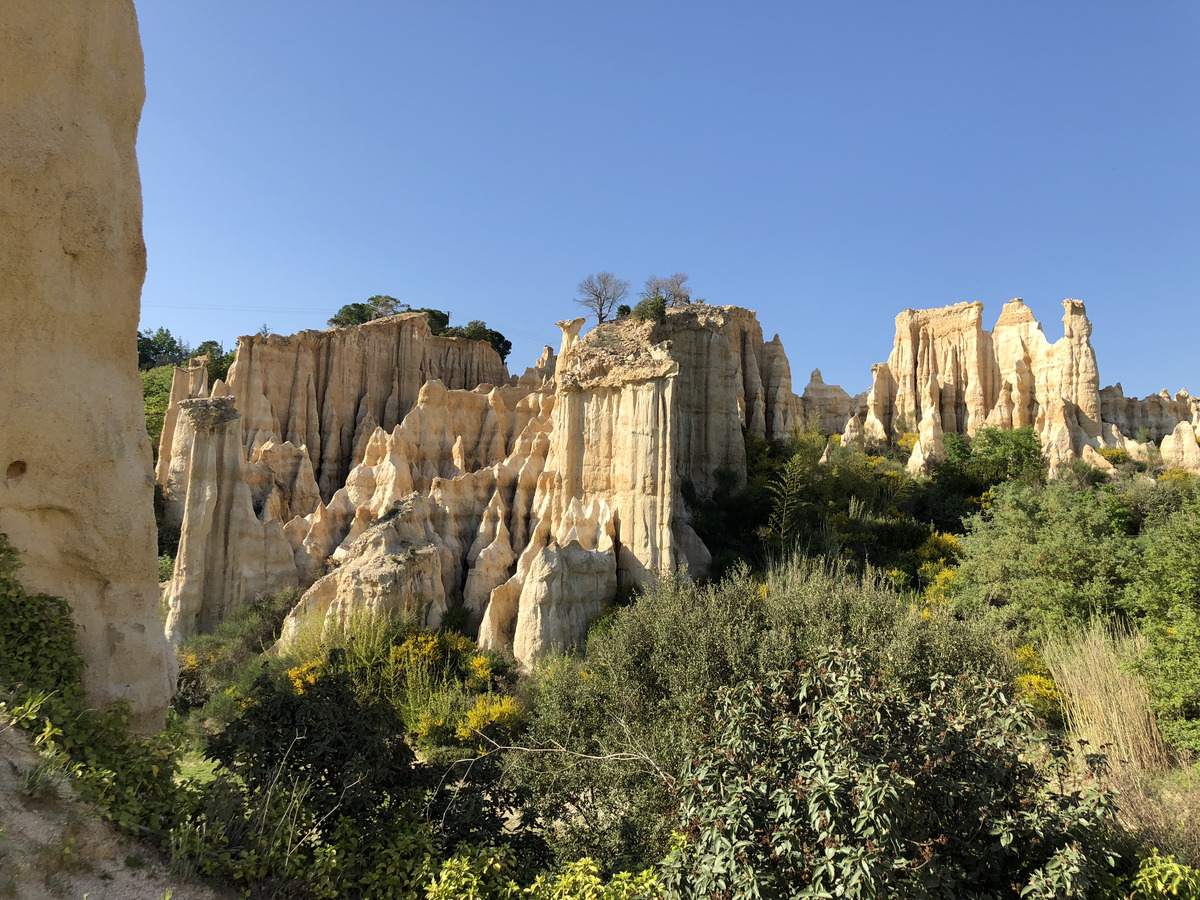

{"left": 392, "top": 630, "right": 478, "bottom": 680}
{"left": 466, "top": 654, "right": 493, "bottom": 693}
{"left": 1013, "top": 645, "right": 1064, "bottom": 726}
{"left": 287, "top": 659, "right": 324, "bottom": 695}
{"left": 921, "top": 567, "right": 957, "bottom": 606}
{"left": 414, "top": 710, "right": 459, "bottom": 748}
{"left": 456, "top": 694, "right": 524, "bottom": 746}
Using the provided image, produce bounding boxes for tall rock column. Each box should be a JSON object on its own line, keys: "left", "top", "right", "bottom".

{"left": 163, "top": 398, "right": 299, "bottom": 643}
{"left": 0, "top": 1, "right": 173, "bottom": 726}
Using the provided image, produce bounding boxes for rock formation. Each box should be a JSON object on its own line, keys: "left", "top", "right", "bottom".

{"left": 0, "top": 0, "right": 173, "bottom": 726}
{"left": 162, "top": 398, "right": 298, "bottom": 643}
{"left": 161, "top": 294, "right": 1196, "bottom": 671}
{"left": 844, "top": 298, "right": 1196, "bottom": 475}
{"left": 165, "top": 304, "right": 812, "bottom": 666}
{"left": 222, "top": 315, "right": 508, "bottom": 500}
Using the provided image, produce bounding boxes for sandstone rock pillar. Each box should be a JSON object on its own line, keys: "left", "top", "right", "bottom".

{"left": 163, "top": 398, "right": 299, "bottom": 643}
{"left": 0, "top": 1, "right": 173, "bottom": 727}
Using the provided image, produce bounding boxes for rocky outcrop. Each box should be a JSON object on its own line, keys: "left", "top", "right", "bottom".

{"left": 154, "top": 355, "right": 209, "bottom": 486}
{"left": 0, "top": 0, "right": 173, "bottom": 726}
{"left": 165, "top": 294, "right": 1197, "bottom": 665}
{"left": 798, "top": 370, "right": 855, "bottom": 434}
{"left": 169, "top": 305, "right": 802, "bottom": 664}
{"left": 162, "top": 398, "right": 298, "bottom": 643}
{"left": 222, "top": 315, "right": 508, "bottom": 500}
{"left": 845, "top": 298, "right": 1192, "bottom": 475}
{"left": 1100, "top": 385, "right": 1199, "bottom": 444}
{"left": 1160, "top": 421, "right": 1200, "bottom": 473}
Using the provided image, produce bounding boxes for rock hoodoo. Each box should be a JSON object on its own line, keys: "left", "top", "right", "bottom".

{"left": 842, "top": 298, "right": 1199, "bottom": 474}
{"left": 0, "top": 0, "right": 173, "bottom": 725}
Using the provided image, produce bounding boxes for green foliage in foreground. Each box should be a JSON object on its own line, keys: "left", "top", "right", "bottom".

{"left": 1132, "top": 850, "right": 1200, "bottom": 900}
{"left": 507, "top": 561, "right": 1010, "bottom": 870}
{"left": 0, "top": 535, "right": 83, "bottom": 699}
{"left": 664, "top": 648, "right": 1122, "bottom": 899}
{"left": 953, "top": 479, "right": 1135, "bottom": 642}
{"left": 0, "top": 533, "right": 180, "bottom": 836}
{"left": 1125, "top": 496, "right": 1200, "bottom": 753}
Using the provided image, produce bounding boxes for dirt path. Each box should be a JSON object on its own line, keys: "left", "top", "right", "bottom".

{"left": 0, "top": 717, "right": 234, "bottom": 900}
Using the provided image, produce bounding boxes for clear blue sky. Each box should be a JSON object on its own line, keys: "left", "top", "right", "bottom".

{"left": 135, "top": 1, "right": 1198, "bottom": 399}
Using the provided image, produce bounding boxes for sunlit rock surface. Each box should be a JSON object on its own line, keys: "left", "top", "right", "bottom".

{"left": 0, "top": 0, "right": 173, "bottom": 727}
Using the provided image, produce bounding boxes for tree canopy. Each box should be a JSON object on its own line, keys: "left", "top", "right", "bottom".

{"left": 327, "top": 296, "right": 511, "bottom": 361}
{"left": 442, "top": 319, "right": 512, "bottom": 362}
{"left": 641, "top": 273, "right": 691, "bottom": 307}
{"left": 137, "top": 326, "right": 190, "bottom": 370}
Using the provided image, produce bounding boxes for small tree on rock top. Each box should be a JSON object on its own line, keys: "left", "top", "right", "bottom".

{"left": 575, "top": 272, "right": 630, "bottom": 324}
{"left": 642, "top": 272, "right": 691, "bottom": 307}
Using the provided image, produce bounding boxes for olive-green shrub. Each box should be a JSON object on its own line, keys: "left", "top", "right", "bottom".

{"left": 508, "top": 560, "right": 1009, "bottom": 870}
{"left": 662, "top": 648, "right": 1121, "bottom": 899}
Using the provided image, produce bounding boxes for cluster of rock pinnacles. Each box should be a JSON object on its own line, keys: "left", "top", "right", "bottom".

{"left": 156, "top": 301, "right": 1200, "bottom": 665}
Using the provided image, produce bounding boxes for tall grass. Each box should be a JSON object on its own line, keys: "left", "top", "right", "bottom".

{"left": 1042, "top": 621, "right": 1168, "bottom": 774}
{"left": 1043, "top": 621, "right": 1199, "bottom": 866}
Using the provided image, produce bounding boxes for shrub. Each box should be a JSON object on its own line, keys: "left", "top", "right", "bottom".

{"left": 1124, "top": 498, "right": 1200, "bottom": 753}
{"left": 952, "top": 479, "right": 1135, "bottom": 642}
{"left": 456, "top": 694, "right": 524, "bottom": 746}
{"left": 630, "top": 296, "right": 666, "bottom": 322}
{"left": 171, "top": 587, "right": 300, "bottom": 727}
{"left": 206, "top": 664, "right": 417, "bottom": 836}
{"left": 1014, "top": 644, "right": 1065, "bottom": 727}
{"left": 1132, "top": 849, "right": 1200, "bottom": 900}
{"left": 141, "top": 363, "right": 176, "bottom": 451}
{"left": 1101, "top": 448, "right": 1132, "bottom": 466}
{"left": 508, "top": 560, "right": 1009, "bottom": 870}
{"left": 662, "top": 648, "right": 1122, "bottom": 899}
{"left": 1, "top": 532, "right": 181, "bottom": 837}
{"left": 0, "top": 534, "right": 84, "bottom": 700}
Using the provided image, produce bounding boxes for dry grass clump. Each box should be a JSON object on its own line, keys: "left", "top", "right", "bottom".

{"left": 1042, "top": 622, "right": 1168, "bottom": 773}
{"left": 1043, "top": 621, "right": 1200, "bottom": 866}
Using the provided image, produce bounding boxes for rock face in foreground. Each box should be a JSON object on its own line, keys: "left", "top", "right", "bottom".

{"left": 0, "top": 1, "right": 172, "bottom": 726}
{"left": 844, "top": 299, "right": 1199, "bottom": 474}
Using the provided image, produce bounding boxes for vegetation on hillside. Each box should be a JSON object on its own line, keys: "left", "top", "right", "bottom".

{"left": 9, "top": 370, "right": 1200, "bottom": 895}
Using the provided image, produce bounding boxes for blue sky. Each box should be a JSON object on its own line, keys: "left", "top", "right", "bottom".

{"left": 136, "top": 2, "right": 1198, "bottom": 399}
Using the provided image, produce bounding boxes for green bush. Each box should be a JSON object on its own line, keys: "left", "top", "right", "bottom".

{"left": 508, "top": 560, "right": 1009, "bottom": 870}
{"left": 1125, "top": 498, "right": 1200, "bottom": 753}
{"left": 172, "top": 587, "right": 301, "bottom": 728}
{"left": 630, "top": 296, "right": 666, "bottom": 322}
{"left": 0, "top": 535, "right": 84, "bottom": 699}
{"left": 0, "top": 532, "right": 181, "bottom": 837}
{"left": 1132, "top": 849, "right": 1200, "bottom": 899}
{"left": 141, "top": 363, "right": 176, "bottom": 451}
{"left": 951, "top": 479, "right": 1135, "bottom": 642}
{"left": 662, "top": 648, "right": 1121, "bottom": 899}
{"left": 207, "top": 663, "right": 417, "bottom": 837}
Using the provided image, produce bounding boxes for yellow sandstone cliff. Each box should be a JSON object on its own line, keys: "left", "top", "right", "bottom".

{"left": 0, "top": 0, "right": 173, "bottom": 726}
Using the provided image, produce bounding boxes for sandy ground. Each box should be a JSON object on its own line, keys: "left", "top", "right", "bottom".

{"left": 0, "top": 716, "right": 235, "bottom": 900}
